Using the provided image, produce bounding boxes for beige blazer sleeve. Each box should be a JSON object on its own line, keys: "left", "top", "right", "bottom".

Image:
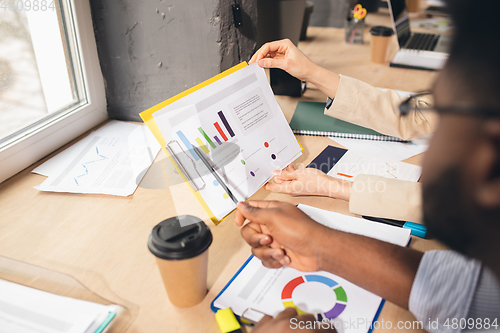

{"left": 324, "top": 75, "right": 431, "bottom": 223}
{"left": 350, "top": 174, "right": 423, "bottom": 223}
{"left": 325, "top": 75, "right": 438, "bottom": 140}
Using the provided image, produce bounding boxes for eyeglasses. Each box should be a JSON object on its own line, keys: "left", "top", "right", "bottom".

{"left": 399, "top": 91, "right": 500, "bottom": 118}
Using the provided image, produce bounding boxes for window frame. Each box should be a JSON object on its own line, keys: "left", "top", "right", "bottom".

{"left": 0, "top": 0, "right": 107, "bottom": 184}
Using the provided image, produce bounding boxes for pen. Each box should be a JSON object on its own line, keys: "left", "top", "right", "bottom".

{"left": 194, "top": 147, "right": 239, "bottom": 205}
{"left": 362, "top": 215, "right": 427, "bottom": 238}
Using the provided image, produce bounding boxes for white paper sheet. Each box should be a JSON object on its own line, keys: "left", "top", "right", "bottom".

{"left": 331, "top": 137, "right": 428, "bottom": 161}
{"left": 327, "top": 150, "right": 422, "bottom": 182}
{"left": 151, "top": 64, "right": 302, "bottom": 221}
{"left": 0, "top": 279, "right": 114, "bottom": 333}
{"left": 213, "top": 205, "right": 410, "bottom": 333}
{"left": 34, "top": 121, "right": 161, "bottom": 196}
{"left": 298, "top": 204, "right": 411, "bottom": 246}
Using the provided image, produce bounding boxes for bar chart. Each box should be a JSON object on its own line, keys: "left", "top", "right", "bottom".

{"left": 176, "top": 110, "right": 236, "bottom": 161}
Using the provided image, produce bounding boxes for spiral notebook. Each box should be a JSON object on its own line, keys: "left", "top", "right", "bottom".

{"left": 289, "top": 101, "right": 408, "bottom": 142}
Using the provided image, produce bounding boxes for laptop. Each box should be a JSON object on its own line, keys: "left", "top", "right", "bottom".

{"left": 388, "top": 0, "right": 452, "bottom": 71}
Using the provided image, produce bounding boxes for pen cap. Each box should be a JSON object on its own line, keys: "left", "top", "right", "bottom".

{"left": 148, "top": 215, "right": 213, "bottom": 260}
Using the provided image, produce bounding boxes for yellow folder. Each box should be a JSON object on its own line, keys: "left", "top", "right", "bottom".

{"left": 139, "top": 62, "right": 248, "bottom": 225}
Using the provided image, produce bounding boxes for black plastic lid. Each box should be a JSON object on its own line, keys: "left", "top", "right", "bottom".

{"left": 369, "top": 26, "right": 395, "bottom": 37}
{"left": 147, "top": 215, "right": 213, "bottom": 260}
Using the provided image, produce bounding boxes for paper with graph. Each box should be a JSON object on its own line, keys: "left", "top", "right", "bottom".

{"left": 34, "top": 121, "right": 161, "bottom": 196}
{"left": 212, "top": 205, "right": 411, "bottom": 333}
{"left": 150, "top": 63, "right": 302, "bottom": 221}
{"left": 327, "top": 149, "right": 421, "bottom": 182}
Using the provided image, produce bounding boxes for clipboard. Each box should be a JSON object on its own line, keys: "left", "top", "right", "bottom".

{"left": 140, "top": 62, "right": 248, "bottom": 225}
{"left": 210, "top": 254, "right": 386, "bottom": 333}
{"left": 210, "top": 204, "right": 413, "bottom": 332}
{"left": 165, "top": 140, "right": 206, "bottom": 192}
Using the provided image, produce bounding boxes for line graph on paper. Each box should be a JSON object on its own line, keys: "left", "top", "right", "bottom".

{"left": 74, "top": 147, "right": 108, "bottom": 185}
{"left": 385, "top": 163, "right": 398, "bottom": 178}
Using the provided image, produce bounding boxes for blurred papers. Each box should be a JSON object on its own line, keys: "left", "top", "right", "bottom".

{"left": 33, "top": 121, "right": 160, "bottom": 196}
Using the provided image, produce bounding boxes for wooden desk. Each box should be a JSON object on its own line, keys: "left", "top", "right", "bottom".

{"left": 0, "top": 12, "right": 446, "bottom": 333}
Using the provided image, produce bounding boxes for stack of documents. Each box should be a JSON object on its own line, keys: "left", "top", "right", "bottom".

{"left": 308, "top": 145, "right": 422, "bottom": 182}
{"left": 327, "top": 148, "right": 422, "bottom": 182}
{"left": 325, "top": 139, "right": 428, "bottom": 182}
{"left": 0, "top": 279, "right": 117, "bottom": 333}
{"left": 33, "top": 121, "right": 161, "bottom": 196}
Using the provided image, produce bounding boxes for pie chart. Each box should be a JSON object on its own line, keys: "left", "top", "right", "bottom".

{"left": 281, "top": 274, "right": 348, "bottom": 320}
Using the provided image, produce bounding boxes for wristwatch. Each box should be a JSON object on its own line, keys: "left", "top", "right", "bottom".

{"left": 326, "top": 97, "right": 334, "bottom": 110}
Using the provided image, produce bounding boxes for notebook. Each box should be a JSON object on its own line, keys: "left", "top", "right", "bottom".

{"left": 212, "top": 205, "right": 411, "bottom": 333}
{"left": 289, "top": 101, "right": 408, "bottom": 142}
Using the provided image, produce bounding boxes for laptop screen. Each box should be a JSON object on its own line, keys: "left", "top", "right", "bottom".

{"left": 388, "top": 0, "right": 411, "bottom": 47}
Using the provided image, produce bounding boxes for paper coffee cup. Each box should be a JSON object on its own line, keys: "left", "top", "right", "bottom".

{"left": 148, "top": 215, "right": 213, "bottom": 308}
{"left": 406, "top": 0, "right": 420, "bottom": 13}
{"left": 369, "top": 26, "right": 395, "bottom": 64}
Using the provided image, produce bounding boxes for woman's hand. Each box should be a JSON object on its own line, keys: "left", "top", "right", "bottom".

{"left": 265, "top": 165, "right": 352, "bottom": 201}
{"left": 249, "top": 39, "right": 319, "bottom": 82}
{"left": 249, "top": 39, "right": 341, "bottom": 99}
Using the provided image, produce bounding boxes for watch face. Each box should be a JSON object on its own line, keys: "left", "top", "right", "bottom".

{"left": 326, "top": 97, "right": 334, "bottom": 110}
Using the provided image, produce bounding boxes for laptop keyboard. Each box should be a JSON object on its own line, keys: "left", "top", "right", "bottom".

{"left": 406, "top": 33, "right": 440, "bottom": 51}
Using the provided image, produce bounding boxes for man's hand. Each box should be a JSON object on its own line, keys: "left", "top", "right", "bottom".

{"left": 248, "top": 39, "right": 319, "bottom": 82}
{"left": 252, "top": 308, "right": 336, "bottom": 333}
{"left": 266, "top": 165, "right": 352, "bottom": 201}
{"left": 235, "top": 201, "right": 329, "bottom": 271}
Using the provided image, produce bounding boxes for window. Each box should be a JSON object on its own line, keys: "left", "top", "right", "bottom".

{"left": 0, "top": 0, "right": 107, "bottom": 183}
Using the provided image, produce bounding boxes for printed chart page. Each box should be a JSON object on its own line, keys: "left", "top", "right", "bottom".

{"left": 214, "top": 256, "right": 381, "bottom": 333}
{"left": 213, "top": 205, "right": 411, "bottom": 333}
{"left": 34, "top": 121, "right": 161, "bottom": 196}
{"left": 152, "top": 64, "right": 302, "bottom": 220}
{"left": 327, "top": 150, "right": 422, "bottom": 182}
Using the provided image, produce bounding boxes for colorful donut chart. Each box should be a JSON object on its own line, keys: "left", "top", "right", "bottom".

{"left": 281, "top": 274, "right": 348, "bottom": 320}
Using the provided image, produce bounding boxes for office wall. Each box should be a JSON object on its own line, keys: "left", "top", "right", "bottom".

{"left": 89, "top": 0, "right": 257, "bottom": 121}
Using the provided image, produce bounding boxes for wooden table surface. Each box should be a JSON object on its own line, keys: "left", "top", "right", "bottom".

{"left": 0, "top": 9, "right": 447, "bottom": 333}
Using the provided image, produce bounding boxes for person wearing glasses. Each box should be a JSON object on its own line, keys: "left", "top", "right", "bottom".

{"left": 238, "top": 0, "right": 500, "bottom": 332}
{"left": 249, "top": 39, "right": 436, "bottom": 224}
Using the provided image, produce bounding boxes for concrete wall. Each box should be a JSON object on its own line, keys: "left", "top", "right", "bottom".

{"left": 219, "top": 0, "right": 258, "bottom": 71}
{"left": 90, "top": 0, "right": 257, "bottom": 121}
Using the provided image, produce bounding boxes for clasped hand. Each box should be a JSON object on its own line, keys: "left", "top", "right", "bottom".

{"left": 235, "top": 200, "right": 324, "bottom": 273}
{"left": 235, "top": 201, "right": 336, "bottom": 332}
